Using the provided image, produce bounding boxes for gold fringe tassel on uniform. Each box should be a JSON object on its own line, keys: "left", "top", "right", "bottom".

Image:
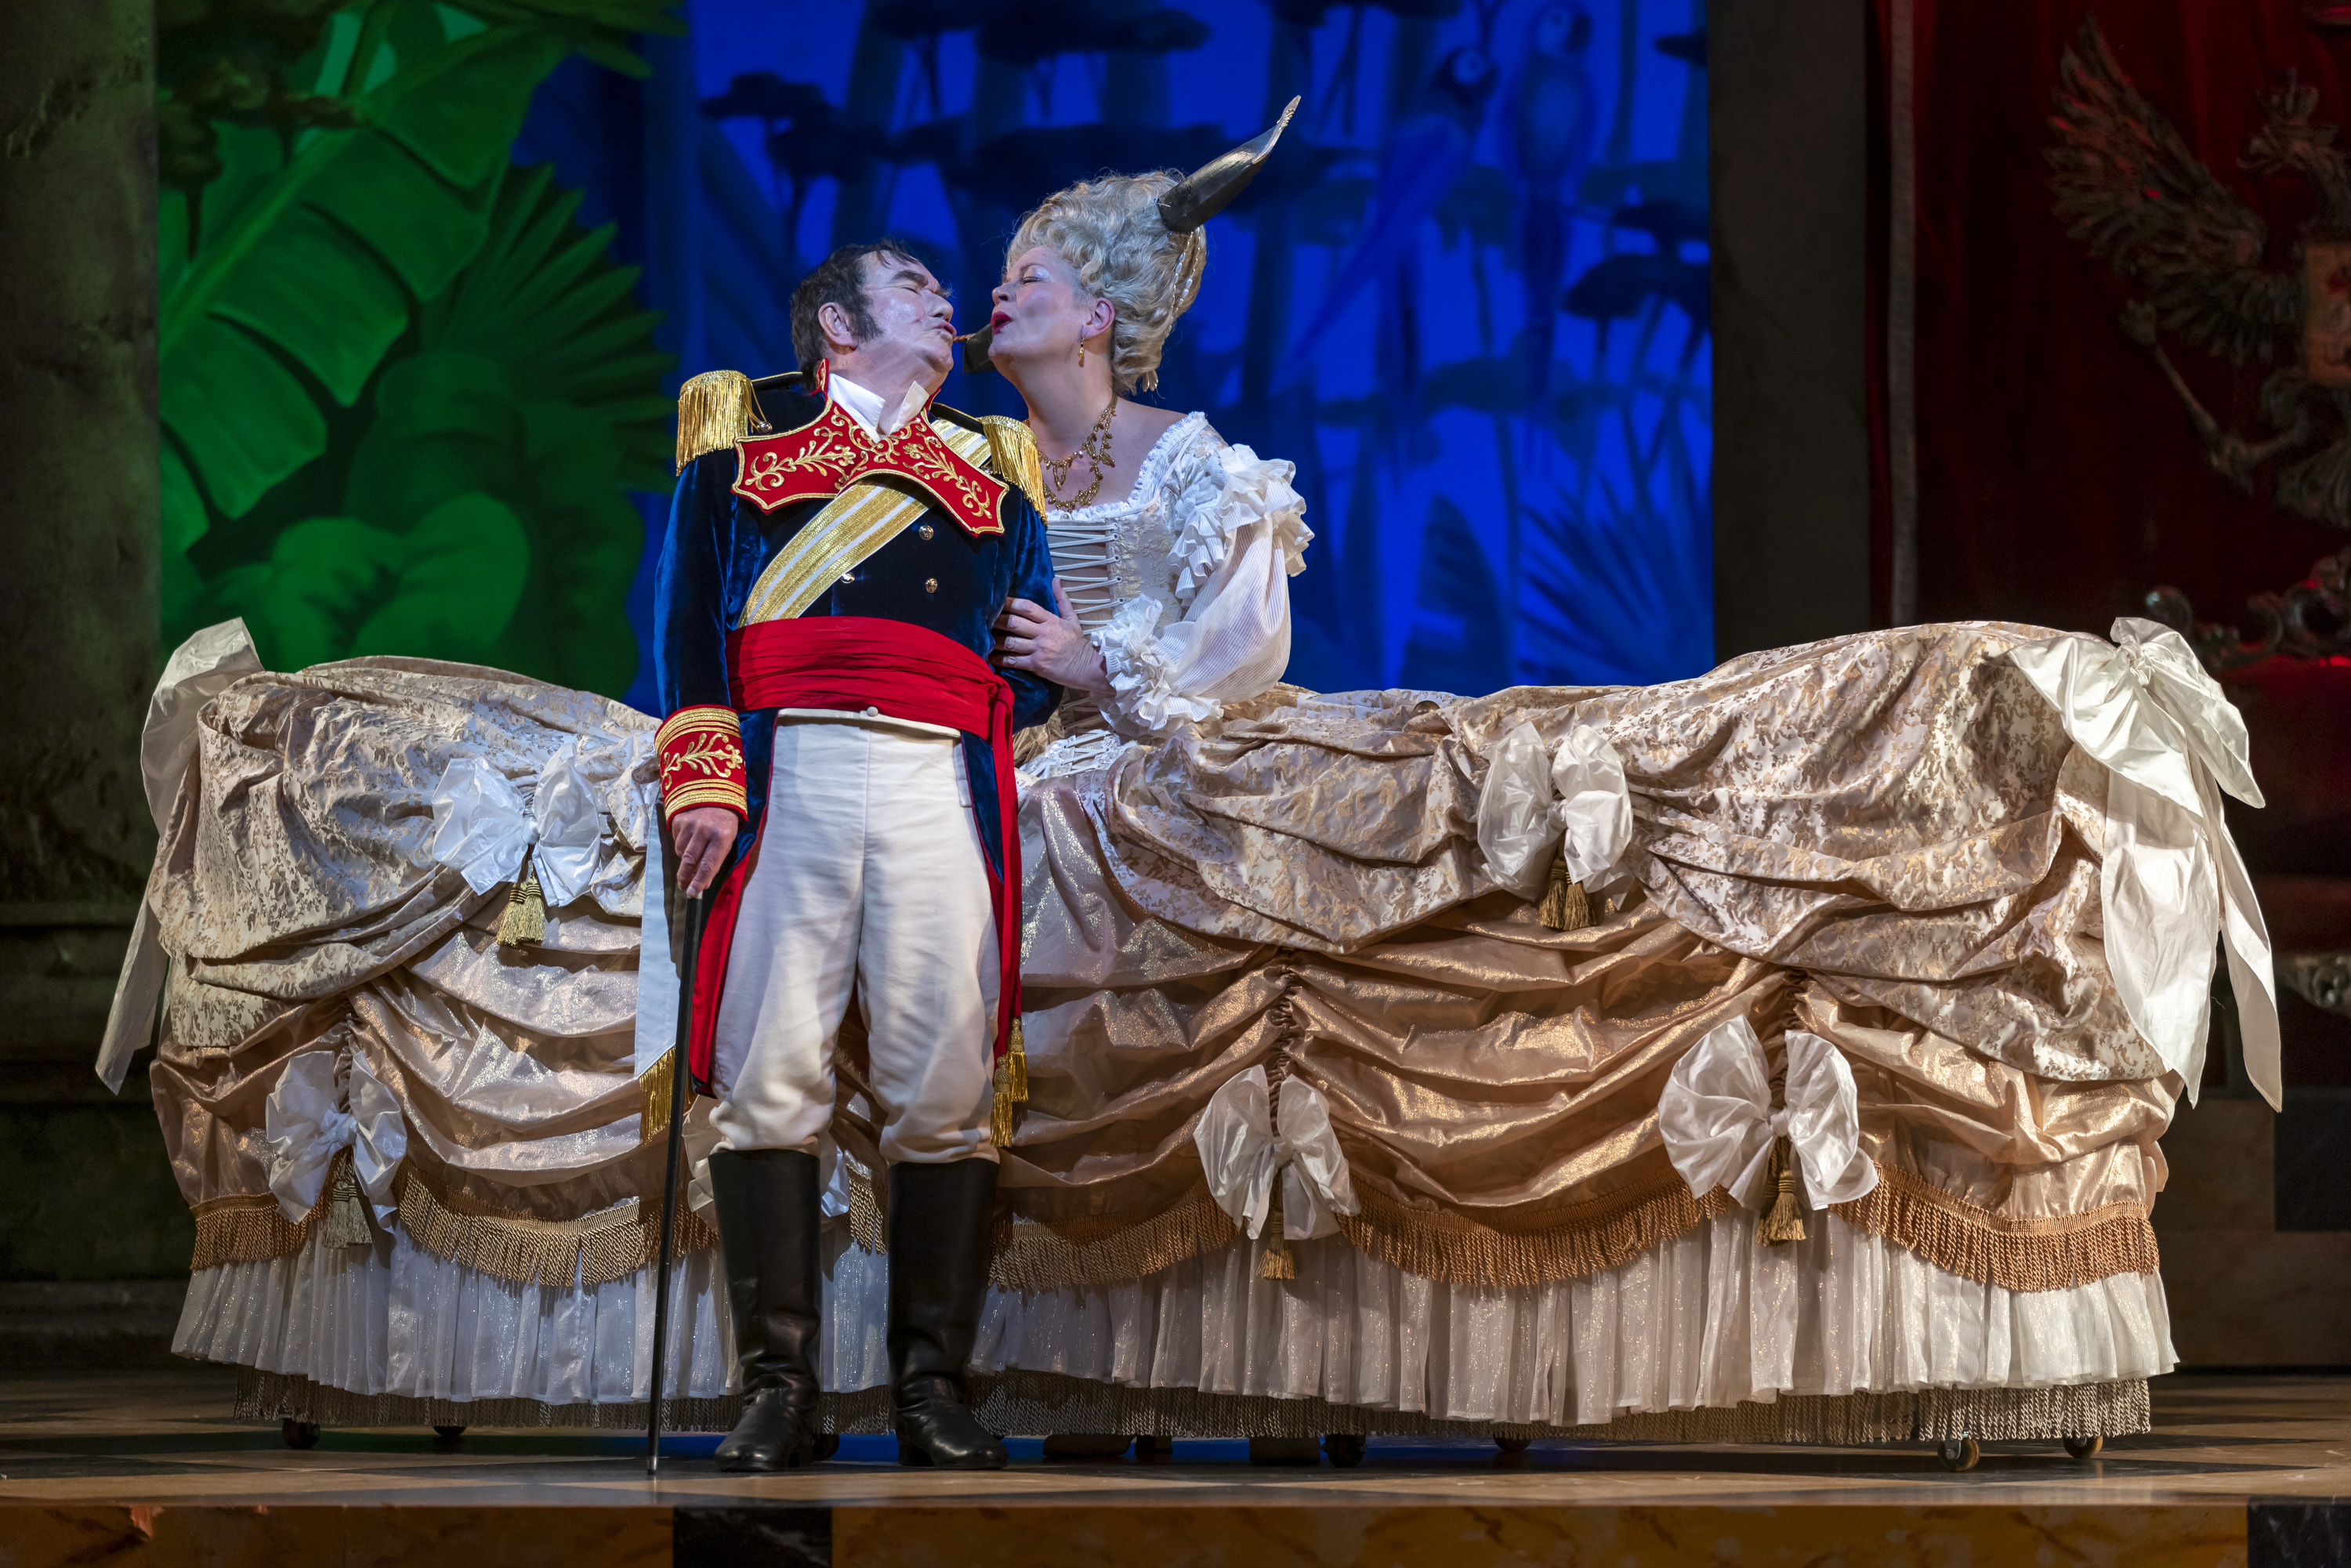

{"left": 991, "top": 1019, "right": 1029, "bottom": 1146}
{"left": 636, "top": 1047, "right": 693, "bottom": 1146}
{"left": 676, "top": 368, "right": 763, "bottom": 472}
{"left": 980, "top": 415, "right": 1051, "bottom": 516}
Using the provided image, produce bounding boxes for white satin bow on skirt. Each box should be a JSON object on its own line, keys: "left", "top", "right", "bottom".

{"left": 427, "top": 740, "right": 626, "bottom": 911}
{"left": 263, "top": 1048, "right": 406, "bottom": 1229}
{"left": 1193, "top": 1066, "right": 1360, "bottom": 1240}
{"left": 1476, "top": 722, "right": 1634, "bottom": 900}
{"left": 1658, "top": 1018, "right": 1878, "bottom": 1211}
{"left": 2008, "top": 617, "right": 2277, "bottom": 1107}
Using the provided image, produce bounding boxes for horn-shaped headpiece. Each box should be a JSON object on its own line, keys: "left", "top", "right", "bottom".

{"left": 1159, "top": 95, "right": 1299, "bottom": 234}
{"left": 958, "top": 97, "right": 1302, "bottom": 376}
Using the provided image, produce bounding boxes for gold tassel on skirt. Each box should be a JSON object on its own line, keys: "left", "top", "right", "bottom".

{"left": 1259, "top": 1186, "right": 1295, "bottom": 1280}
{"left": 497, "top": 867, "right": 546, "bottom": 947}
{"left": 1758, "top": 1134, "right": 1808, "bottom": 1244}
{"left": 322, "top": 1150, "right": 372, "bottom": 1248}
{"left": 637, "top": 1048, "right": 694, "bottom": 1146}
{"left": 675, "top": 368, "right": 764, "bottom": 472}
{"left": 991, "top": 1019, "right": 1029, "bottom": 1147}
{"left": 1538, "top": 853, "right": 1590, "bottom": 930}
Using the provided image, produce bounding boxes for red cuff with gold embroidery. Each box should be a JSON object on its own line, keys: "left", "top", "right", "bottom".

{"left": 656, "top": 705, "right": 747, "bottom": 822}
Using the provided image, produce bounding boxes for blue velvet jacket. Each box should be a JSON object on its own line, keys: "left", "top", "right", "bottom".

{"left": 652, "top": 382, "right": 1060, "bottom": 873}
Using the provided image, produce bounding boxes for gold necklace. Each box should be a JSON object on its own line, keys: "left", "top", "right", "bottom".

{"left": 1038, "top": 397, "right": 1118, "bottom": 509}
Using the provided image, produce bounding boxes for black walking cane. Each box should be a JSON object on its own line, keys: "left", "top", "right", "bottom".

{"left": 645, "top": 886, "right": 708, "bottom": 1479}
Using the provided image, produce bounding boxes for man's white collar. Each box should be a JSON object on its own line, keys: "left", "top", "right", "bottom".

{"left": 828, "top": 372, "right": 933, "bottom": 439}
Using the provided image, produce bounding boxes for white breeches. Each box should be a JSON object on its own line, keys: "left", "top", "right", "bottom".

{"left": 708, "top": 721, "right": 1000, "bottom": 1164}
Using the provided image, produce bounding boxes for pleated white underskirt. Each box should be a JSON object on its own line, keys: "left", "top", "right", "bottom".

{"left": 174, "top": 1209, "right": 2173, "bottom": 1425}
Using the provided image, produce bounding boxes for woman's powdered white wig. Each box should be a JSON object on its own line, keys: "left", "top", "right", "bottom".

{"left": 1008, "top": 171, "right": 1206, "bottom": 395}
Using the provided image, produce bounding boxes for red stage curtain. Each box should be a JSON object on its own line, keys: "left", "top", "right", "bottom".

{"left": 1881, "top": 0, "right": 2349, "bottom": 634}
{"left": 1871, "top": 2, "right": 2351, "bottom": 1086}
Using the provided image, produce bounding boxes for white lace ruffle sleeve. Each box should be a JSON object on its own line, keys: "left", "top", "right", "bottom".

{"left": 1094, "top": 432, "right": 1312, "bottom": 739}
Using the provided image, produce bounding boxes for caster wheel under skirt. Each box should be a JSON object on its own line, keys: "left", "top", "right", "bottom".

{"left": 433, "top": 1425, "right": 466, "bottom": 1440}
{"left": 1938, "top": 1436, "right": 1981, "bottom": 1472}
{"left": 1042, "top": 1433, "right": 1137, "bottom": 1460}
{"left": 1494, "top": 1435, "right": 1534, "bottom": 1454}
{"left": 1248, "top": 1437, "right": 1323, "bottom": 1465}
{"left": 281, "top": 1420, "right": 320, "bottom": 1450}
{"left": 2064, "top": 1434, "right": 2103, "bottom": 1461}
{"left": 1323, "top": 1434, "right": 1367, "bottom": 1468}
{"left": 812, "top": 1433, "right": 841, "bottom": 1462}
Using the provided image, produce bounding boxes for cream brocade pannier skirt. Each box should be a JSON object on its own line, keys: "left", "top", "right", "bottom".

{"left": 156, "top": 623, "right": 2179, "bottom": 1438}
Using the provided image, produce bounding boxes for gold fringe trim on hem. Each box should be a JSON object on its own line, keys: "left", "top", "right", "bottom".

{"left": 842, "top": 1156, "right": 1241, "bottom": 1293}
{"left": 813, "top": 1370, "right": 2152, "bottom": 1445}
{"left": 230, "top": 1367, "right": 2150, "bottom": 1447}
{"left": 233, "top": 1368, "right": 745, "bottom": 1436}
{"left": 1830, "top": 1163, "right": 2159, "bottom": 1292}
{"left": 1335, "top": 1175, "right": 1729, "bottom": 1289}
{"left": 994, "top": 1197, "right": 1241, "bottom": 1293}
{"left": 393, "top": 1170, "right": 719, "bottom": 1291}
{"left": 848, "top": 1159, "right": 888, "bottom": 1255}
{"left": 190, "top": 1192, "right": 317, "bottom": 1272}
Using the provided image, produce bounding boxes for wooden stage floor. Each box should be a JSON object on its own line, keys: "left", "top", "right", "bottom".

{"left": 2, "top": 1370, "right": 2345, "bottom": 1566}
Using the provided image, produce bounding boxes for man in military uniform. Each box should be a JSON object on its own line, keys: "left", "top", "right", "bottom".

{"left": 655, "top": 242, "right": 1059, "bottom": 1472}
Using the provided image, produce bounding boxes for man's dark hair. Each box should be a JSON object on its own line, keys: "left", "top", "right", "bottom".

{"left": 790, "top": 239, "right": 927, "bottom": 369}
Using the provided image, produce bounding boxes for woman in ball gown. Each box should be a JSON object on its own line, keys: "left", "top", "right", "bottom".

{"left": 803, "top": 162, "right": 2262, "bottom": 1454}
{"left": 146, "top": 121, "right": 2268, "bottom": 1456}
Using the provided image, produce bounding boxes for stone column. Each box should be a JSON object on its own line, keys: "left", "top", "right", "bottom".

{"left": 0, "top": 0, "right": 158, "bottom": 903}
{"left": 0, "top": 0, "right": 187, "bottom": 1327}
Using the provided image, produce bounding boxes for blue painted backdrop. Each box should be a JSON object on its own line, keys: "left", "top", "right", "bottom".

{"left": 517, "top": 0, "right": 1710, "bottom": 713}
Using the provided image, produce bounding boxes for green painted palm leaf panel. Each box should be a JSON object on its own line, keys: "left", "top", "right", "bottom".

{"left": 160, "top": 445, "right": 210, "bottom": 637}
{"left": 424, "top": 162, "right": 676, "bottom": 491}
{"left": 159, "top": 318, "right": 329, "bottom": 523}
{"left": 209, "top": 495, "right": 532, "bottom": 672}
{"left": 161, "top": 25, "right": 578, "bottom": 520}
{"left": 458, "top": 0, "right": 683, "bottom": 76}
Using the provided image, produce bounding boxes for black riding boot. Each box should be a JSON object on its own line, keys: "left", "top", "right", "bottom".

{"left": 710, "top": 1147, "right": 825, "bottom": 1472}
{"left": 887, "top": 1157, "right": 1009, "bottom": 1469}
